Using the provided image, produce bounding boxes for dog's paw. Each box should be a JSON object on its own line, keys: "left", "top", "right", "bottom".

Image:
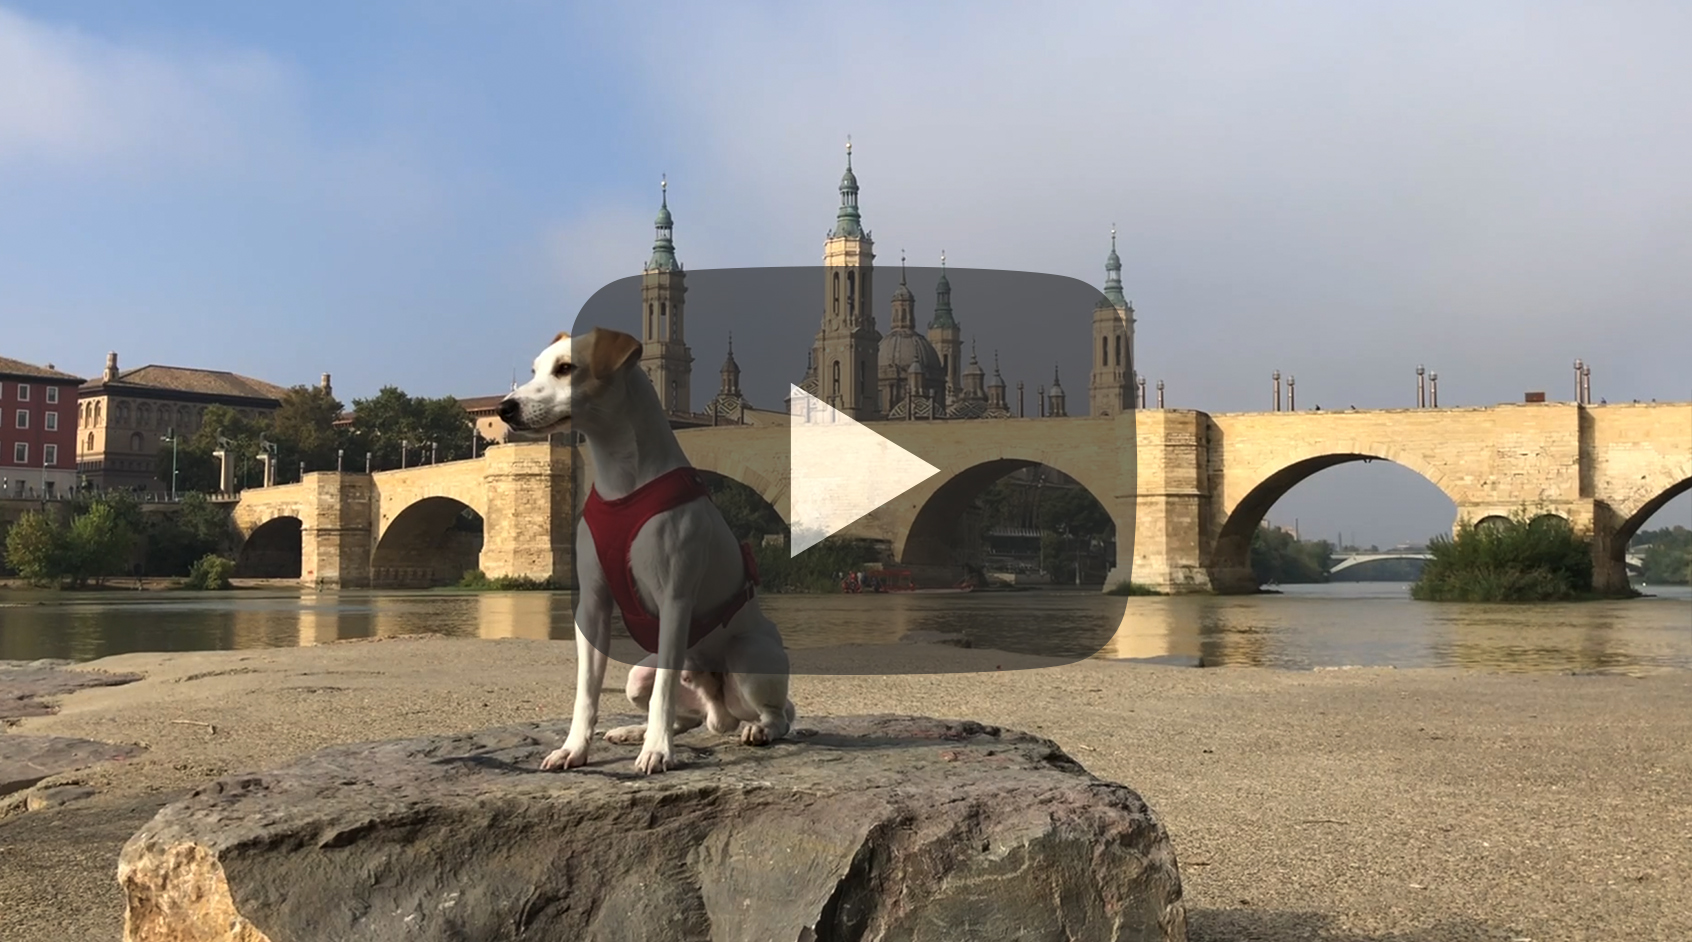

{"left": 540, "top": 739, "right": 590, "bottom": 771}
{"left": 705, "top": 709, "right": 739, "bottom": 735}
{"left": 634, "top": 744, "right": 675, "bottom": 775}
{"left": 604, "top": 724, "right": 646, "bottom": 744}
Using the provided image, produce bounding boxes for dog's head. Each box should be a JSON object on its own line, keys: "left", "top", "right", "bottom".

{"left": 498, "top": 328, "right": 645, "bottom": 435}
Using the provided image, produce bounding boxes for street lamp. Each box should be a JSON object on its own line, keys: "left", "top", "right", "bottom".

{"left": 1573, "top": 359, "right": 1584, "bottom": 404}
{"left": 337, "top": 448, "right": 344, "bottom": 472}
{"left": 1429, "top": 372, "right": 1438, "bottom": 408}
{"left": 400, "top": 439, "right": 409, "bottom": 469}
{"left": 159, "top": 427, "right": 179, "bottom": 500}
{"left": 1416, "top": 364, "right": 1426, "bottom": 408}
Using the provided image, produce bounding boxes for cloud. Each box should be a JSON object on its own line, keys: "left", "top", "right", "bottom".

{"left": 554, "top": 1, "right": 1692, "bottom": 415}
{"left": 0, "top": 6, "right": 297, "bottom": 172}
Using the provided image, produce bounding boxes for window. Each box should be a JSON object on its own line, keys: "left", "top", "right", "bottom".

{"left": 44, "top": 444, "right": 57, "bottom": 467}
{"left": 1115, "top": 335, "right": 1122, "bottom": 367}
{"left": 12, "top": 442, "right": 25, "bottom": 464}
{"left": 832, "top": 360, "right": 841, "bottom": 400}
{"left": 85, "top": 433, "right": 94, "bottom": 452}
{"left": 130, "top": 432, "right": 144, "bottom": 452}
{"left": 45, "top": 386, "right": 58, "bottom": 404}
{"left": 45, "top": 412, "right": 57, "bottom": 431}
{"left": 16, "top": 384, "right": 29, "bottom": 402}
{"left": 1102, "top": 336, "right": 1108, "bottom": 366}
{"left": 14, "top": 410, "right": 27, "bottom": 429}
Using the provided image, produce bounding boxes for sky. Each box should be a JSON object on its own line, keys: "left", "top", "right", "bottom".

{"left": 1, "top": 1, "right": 1688, "bottom": 546}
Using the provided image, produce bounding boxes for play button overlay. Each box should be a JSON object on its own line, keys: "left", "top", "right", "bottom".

{"left": 788, "top": 385, "right": 941, "bottom": 556}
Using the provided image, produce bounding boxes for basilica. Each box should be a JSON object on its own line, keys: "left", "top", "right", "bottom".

{"left": 631, "top": 144, "right": 1137, "bottom": 426}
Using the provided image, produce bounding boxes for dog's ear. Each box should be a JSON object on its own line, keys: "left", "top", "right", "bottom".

{"left": 586, "top": 329, "right": 644, "bottom": 379}
{"left": 552, "top": 330, "right": 571, "bottom": 344}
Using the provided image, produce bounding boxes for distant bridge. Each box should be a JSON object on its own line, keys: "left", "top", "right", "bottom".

{"left": 1328, "top": 553, "right": 1432, "bottom": 574}
{"left": 1328, "top": 551, "right": 1646, "bottom": 575}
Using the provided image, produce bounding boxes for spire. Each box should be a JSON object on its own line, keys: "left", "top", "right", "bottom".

{"left": 891, "top": 248, "right": 914, "bottom": 303}
{"left": 989, "top": 350, "right": 1005, "bottom": 389}
{"left": 930, "top": 249, "right": 958, "bottom": 329}
{"left": 1102, "top": 224, "right": 1126, "bottom": 307}
{"left": 831, "top": 137, "right": 864, "bottom": 238}
{"left": 647, "top": 175, "right": 680, "bottom": 272}
{"left": 719, "top": 333, "right": 741, "bottom": 395}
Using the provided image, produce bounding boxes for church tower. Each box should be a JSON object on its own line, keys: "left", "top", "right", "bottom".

{"left": 1088, "top": 225, "right": 1135, "bottom": 416}
{"left": 927, "top": 251, "right": 963, "bottom": 401}
{"left": 812, "top": 140, "right": 881, "bottom": 418}
{"left": 641, "top": 177, "right": 693, "bottom": 414}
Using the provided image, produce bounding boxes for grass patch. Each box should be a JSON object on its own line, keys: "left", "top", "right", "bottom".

{"left": 1106, "top": 580, "right": 1164, "bottom": 596}
{"left": 1411, "top": 509, "right": 1636, "bottom": 602}
{"left": 455, "top": 570, "right": 566, "bottom": 591}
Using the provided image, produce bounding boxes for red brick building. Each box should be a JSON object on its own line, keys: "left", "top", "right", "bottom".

{"left": 0, "top": 356, "right": 86, "bottom": 499}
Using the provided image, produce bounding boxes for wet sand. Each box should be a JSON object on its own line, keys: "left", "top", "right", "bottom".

{"left": 3, "top": 635, "right": 1690, "bottom": 941}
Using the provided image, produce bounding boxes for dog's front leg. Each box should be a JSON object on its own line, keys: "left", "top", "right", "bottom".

{"left": 542, "top": 582, "right": 612, "bottom": 771}
{"left": 634, "top": 595, "right": 693, "bottom": 775}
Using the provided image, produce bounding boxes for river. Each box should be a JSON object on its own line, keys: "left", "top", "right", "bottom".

{"left": 3, "top": 582, "right": 1689, "bottom": 673}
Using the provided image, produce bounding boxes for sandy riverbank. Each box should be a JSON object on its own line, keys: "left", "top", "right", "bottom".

{"left": 2, "top": 635, "right": 1690, "bottom": 941}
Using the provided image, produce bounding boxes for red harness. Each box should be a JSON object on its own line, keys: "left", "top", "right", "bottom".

{"left": 581, "top": 466, "right": 760, "bottom": 654}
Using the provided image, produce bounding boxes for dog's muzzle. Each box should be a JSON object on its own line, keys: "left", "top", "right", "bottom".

{"left": 496, "top": 396, "right": 523, "bottom": 428}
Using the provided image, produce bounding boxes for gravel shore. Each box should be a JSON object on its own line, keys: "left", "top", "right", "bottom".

{"left": 3, "top": 635, "right": 1690, "bottom": 941}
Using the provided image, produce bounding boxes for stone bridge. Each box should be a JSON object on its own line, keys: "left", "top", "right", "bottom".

{"left": 229, "top": 401, "right": 1691, "bottom": 595}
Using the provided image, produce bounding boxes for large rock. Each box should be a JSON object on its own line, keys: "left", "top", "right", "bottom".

{"left": 1, "top": 658, "right": 143, "bottom": 724}
{"left": 119, "top": 715, "right": 1187, "bottom": 942}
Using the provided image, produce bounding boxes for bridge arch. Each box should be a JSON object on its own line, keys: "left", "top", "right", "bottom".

{"left": 1213, "top": 452, "right": 1458, "bottom": 592}
{"left": 1613, "top": 475, "right": 1692, "bottom": 564}
{"left": 899, "top": 457, "right": 1124, "bottom": 582}
{"left": 235, "top": 515, "right": 303, "bottom": 578}
{"left": 370, "top": 497, "right": 485, "bottom": 588}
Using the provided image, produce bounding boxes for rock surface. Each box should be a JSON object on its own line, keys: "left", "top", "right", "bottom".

{"left": 1, "top": 658, "right": 144, "bottom": 724}
{"left": 119, "top": 714, "right": 1187, "bottom": 942}
{"left": 1, "top": 660, "right": 146, "bottom": 807}
{"left": 1, "top": 734, "right": 144, "bottom": 798}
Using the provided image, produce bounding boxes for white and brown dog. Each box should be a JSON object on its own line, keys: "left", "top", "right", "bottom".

{"left": 498, "top": 327, "right": 795, "bottom": 775}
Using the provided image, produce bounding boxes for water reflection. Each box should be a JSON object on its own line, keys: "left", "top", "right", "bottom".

{"left": 1, "top": 584, "right": 1688, "bottom": 674}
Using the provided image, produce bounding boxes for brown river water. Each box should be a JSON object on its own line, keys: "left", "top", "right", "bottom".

{"left": 2, "top": 582, "right": 1689, "bottom": 673}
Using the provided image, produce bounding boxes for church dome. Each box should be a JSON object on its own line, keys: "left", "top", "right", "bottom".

{"left": 891, "top": 279, "right": 914, "bottom": 302}
{"left": 878, "top": 329, "right": 944, "bottom": 379}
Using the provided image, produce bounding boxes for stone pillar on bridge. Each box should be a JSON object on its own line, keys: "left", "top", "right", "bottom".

{"left": 1112, "top": 409, "right": 1216, "bottom": 593}
{"left": 478, "top": 440, "right": 577, "bottom": 588}
{"left": 300, "top": 473, "right": 374, "bottom": 589}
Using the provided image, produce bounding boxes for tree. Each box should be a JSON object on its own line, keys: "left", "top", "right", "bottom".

{"left": 4, "top": 511, "right": 66, "bottom": 586}
{"left": 160, "top": 405, "right": 268, "bottom": 493}
{"left": 346, "top": 387, "right": 474, "bottom": 470}
{"left": 2, "top": 501, "right": 136, "bottom": 588}
{"left": 267, "top": 385, "right": 346, "bottom": 475}
{"left": 63, "top": 502, "right": 134, "bottom": 587}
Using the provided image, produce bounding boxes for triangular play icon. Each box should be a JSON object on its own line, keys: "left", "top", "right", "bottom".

{"left": 788, "top": 385, "right": 941, "bottom": 557}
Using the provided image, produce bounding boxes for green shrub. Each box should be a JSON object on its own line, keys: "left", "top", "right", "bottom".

{"left": 184, "top": 554, "right": 236, "bottom": 590}
{"left": 1411, "top": 509, "right": 1611, "bottom": 602}
{"left": 1106, "top": 581, "right": 1163, "bottom": 596}
{"left": 455, "top": 570, "right": 564, "bottom": 591}
{"left": 3, "top": 503, "right": 136, "bottom": 589}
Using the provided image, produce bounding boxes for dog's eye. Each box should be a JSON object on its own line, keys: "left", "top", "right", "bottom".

{"left": 552, "top": 362, "right": 574, "bottom": 378}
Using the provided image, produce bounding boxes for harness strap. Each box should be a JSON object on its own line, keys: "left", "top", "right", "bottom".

{"left": 581, "top": 467, "right": 760, "bottom": 654}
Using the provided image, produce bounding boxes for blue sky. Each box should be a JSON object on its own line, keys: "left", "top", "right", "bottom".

{"left": 2, "top": 1, "right": 1688, "bottom": 544}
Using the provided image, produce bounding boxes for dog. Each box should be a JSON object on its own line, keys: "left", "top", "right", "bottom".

{"left": 498, "top": 327, "right": 796, "bottom": 775}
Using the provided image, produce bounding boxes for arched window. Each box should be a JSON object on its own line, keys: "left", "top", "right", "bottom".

{"left": 1115, "top": 335, "right": 1122, "bottom": 367}
{"left": 660, "top": 302, "right": 668, "bottom": 339}
{"left": 96, "top": 401, "right": 104, "bottom": 424}
{"left": 1102, "top": 336, "right": 1108, "bottom": 366}
{"left": 846, "top": 271, "right": 856, "bottom": 319}
{"left": 832, "top": 272, "right": 840, "bottom": 318}
{"left": 130, "top": 432, "right": 144, "bottom": 452}
{"left": 85, "top": 432, "right": 94, "bottom": 453}
{"left": 115, "top": 402, "right": 128, "bottom": 426}
{"left": 831, "top": 360, "right": 841, "bottom": 400}
{"left": 647, "top": 303, "right": 654, "bottom": 338}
